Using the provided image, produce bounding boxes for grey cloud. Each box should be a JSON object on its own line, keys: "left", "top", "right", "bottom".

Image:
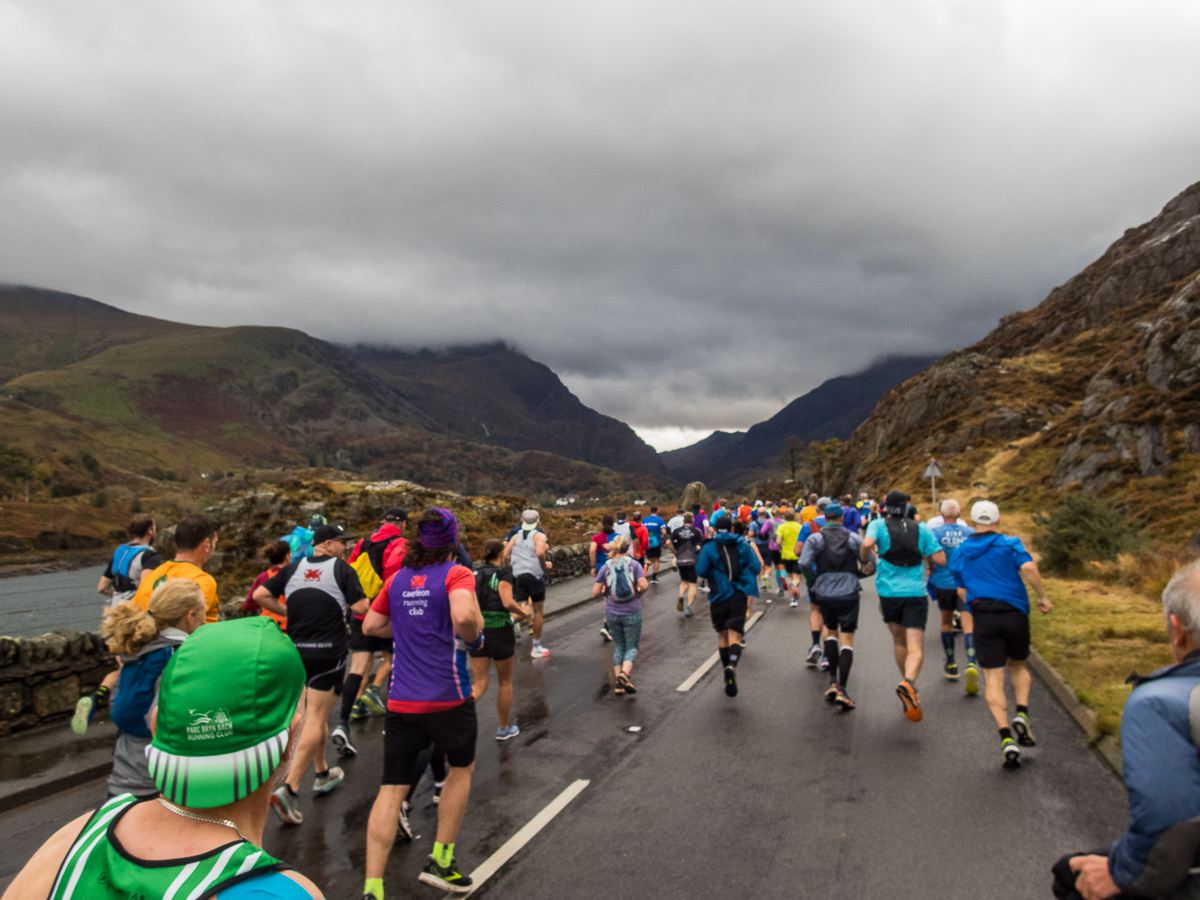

{"left": 3, "top": 1, "right": 1200, "bottom": 434}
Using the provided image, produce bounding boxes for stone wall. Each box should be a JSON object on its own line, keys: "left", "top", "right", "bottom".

{"left": 544, "top": 542, "right": 592, "bottom": 584}
{"left": 0, "top": 631, "right": 115, "bottom": 736}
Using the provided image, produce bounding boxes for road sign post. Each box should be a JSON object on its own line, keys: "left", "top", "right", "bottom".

{"left": 923, "top": 459, "right": 943, "bottom": 508}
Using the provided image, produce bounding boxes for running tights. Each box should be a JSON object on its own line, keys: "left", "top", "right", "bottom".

{"left": 606, "top": 611, "right": 642, "bottom": 666}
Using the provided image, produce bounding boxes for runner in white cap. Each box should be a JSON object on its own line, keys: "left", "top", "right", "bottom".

{"left": 504, "top": 509, "right": 553, "bottom": 658}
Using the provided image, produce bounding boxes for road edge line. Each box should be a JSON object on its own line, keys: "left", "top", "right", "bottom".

{"left": 675, "top": 609, "right": 764, "bottom": 692}
{"left": 448, "top": 778, "right": 590, "bottom": 898}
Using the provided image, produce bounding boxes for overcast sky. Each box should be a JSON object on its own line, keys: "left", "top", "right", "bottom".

{"left": 3, "top": 2, "right": 1200, "bottom": 450}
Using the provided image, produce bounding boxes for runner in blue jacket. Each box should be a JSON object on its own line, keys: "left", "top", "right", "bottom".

{"left": 696, "top": 517, "right": 761, "bottom": 699}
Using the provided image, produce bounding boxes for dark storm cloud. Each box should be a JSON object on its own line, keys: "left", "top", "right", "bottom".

{"left": 3, "top": 1, "right": 1200, "bottom": 446}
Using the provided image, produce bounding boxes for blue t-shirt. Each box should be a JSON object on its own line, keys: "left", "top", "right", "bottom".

{"left": 866, "top": 517, "right": 941, "bottom": 597}
{"left": 220, "top": 870, "right": 312, "bottom": 898}
{"left": 929, "top": 521, "right": 975, "bottom": 590}
{"left": 642, "top": 515, "right": 665, "bottom": 548}
{"left": 842, "top": 506, "right": 862, "bottom": 533}
{"left": 949, "top": 532, "right": 1034, "bottom": 614}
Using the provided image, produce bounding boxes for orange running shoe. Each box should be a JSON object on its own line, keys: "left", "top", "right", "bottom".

{"left": 896, "top": 679, "right": 922, "bottom": 722}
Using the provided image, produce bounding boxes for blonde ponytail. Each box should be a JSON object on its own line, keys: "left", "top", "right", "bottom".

{"left": 103, "top": 579, "right": 205, "bottom": 656}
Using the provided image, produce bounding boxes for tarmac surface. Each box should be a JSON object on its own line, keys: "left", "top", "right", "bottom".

{"left": 0, "top": 564, "right": 106, "bottom": 637}
{"left": 0, "top": 564, "right": 1129, "bottom": 898}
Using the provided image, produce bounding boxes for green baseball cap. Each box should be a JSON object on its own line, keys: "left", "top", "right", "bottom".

{"left": 148, "top": 617, "right": 305, "bottom": 808}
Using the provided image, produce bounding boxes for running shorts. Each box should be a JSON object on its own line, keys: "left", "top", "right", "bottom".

{"left": 677, "top": 564, "right": 697, "bottom": 584}
{"left": 816, "top": 599, "right": 859, "bottom": 634}
{"left": 770, "top": 550, "right": 783, "bottom": 566}
{"left": 879, "top": 595, "right": 929, "bottom": 630}
{"left": 382, "top": 699, "right": 477, "bottom": 784}
{"left": 972, "top": 608, "right": 1030, "bottom": 668}
{"left": 783, "top": 559, "right": 801, "bottom": 575}
{"left": 469, "top": 624, "right": 516, "bottom": 661}
{"left": 645, "top": 546, "right": 662, "bottom": 559}
{"left": 709, "top": 592, "right": 748, "bottom": 634}
{"left": 301, "top": 656, "right": 345, "bottom": 693}
{"left": 934, "top": 588, "right": 964, "bottom": 612}
{"left": 349, "top": 615, "right": 393, "bottom": 654}
{"left": 514, "top": 573, "right": 547, "bottom": 605}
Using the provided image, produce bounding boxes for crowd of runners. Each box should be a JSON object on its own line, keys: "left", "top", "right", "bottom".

{"left": 11, "top": 487, "right": 1073, "bottom": 899}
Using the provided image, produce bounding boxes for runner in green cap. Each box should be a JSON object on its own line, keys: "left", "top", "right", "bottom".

{"left": 4, "top": 617, "right": 325, "bottom": 899}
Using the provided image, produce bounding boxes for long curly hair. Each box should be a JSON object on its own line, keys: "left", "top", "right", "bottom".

{"left": 103, "top": 579, "right": 206, "bottom": 657}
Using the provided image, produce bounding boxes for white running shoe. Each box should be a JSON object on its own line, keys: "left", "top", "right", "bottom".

{"left": 270, "top": 785, "right": 304, "bottom": 825}
{"left": 330, "top": 724, "right": 357, "bottom": 757}
{"left": 312, "top": 767, "right": 344, "bottom": 794}
{"left": 531, "top": 645, "right": 549, "bottom": 658}
{"left": 600, "top": 626, "right": 613, "bottom": 642}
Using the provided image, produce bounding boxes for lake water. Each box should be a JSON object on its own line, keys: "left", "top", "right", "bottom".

{"left": 0, "top": 566, "right": 107, "bottom": 638}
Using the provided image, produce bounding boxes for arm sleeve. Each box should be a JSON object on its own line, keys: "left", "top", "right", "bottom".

{"left": 919, "top": 527, "right": 940, "bottom": 557}
{"left": 595, "top": 565, "right": 608, "bottom": 585}
{"left": 335, "top": 559, "right": 367, "bottom": 604}
{"left": 262, "top": 564, "right": 292, "bottom": 598}
{"left": 1010, "top": 537, "right": 1033, "bottom": 567}
{"left": 695, "top": 546, "right": 711, "bottom": 579}
{"left": 445, "top": 565, "right": 476, "bottom": 595}
{"left": 103, "top": 558, "right": 114, "bottom": 579}
{"left": 200, "top": 575, "right": 220, "bottom": 623}
{"left": 798, "top": 534, "right": 821, "bottom": 567}
{"left": 143, "top": 551, "right": 163, "bottom": 570}
{"left": 370, "top": 574, "right": 397, "bottom": 616}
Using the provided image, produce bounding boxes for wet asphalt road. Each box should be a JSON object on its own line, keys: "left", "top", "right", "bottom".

{"left": 0, "top": 569, "right": 1129, "bottom": 899}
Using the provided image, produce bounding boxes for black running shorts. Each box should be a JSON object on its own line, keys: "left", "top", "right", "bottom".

{"left": 677, "top": 564, "right": 697, "bottom": 584}
{"left": 645, "top": 546, "right": 662, "bottom": 559}
{"left": 348, "top": 614, "right": 393, "bottom": 654}
{"left": 709, "top": 592, "right": 748, "bottom": 634}
{"left": 514, "top": 573, "right": 546, "bottom": 605}
{"left": 770, "top": 550, "right": 783, "bottom": 566}
{"left": 382, "top": 699, "right": 477, "bottom": 784}
{"left": 469, "top": 625, "right": 516, "bottom": 661}
{"left": 301, "top": 656, "right": 345, "bottom": 693}
{"left": 816, "top": 599, "right": 859, "bottom": 634}
{"left": 783, "top": 559, "right": 801, "bottom": 575}
{"left": 934, "top": 588, "right": 964, "bottom": 612}
{"left": 879, "top": 595, "right": 929, "bottom": 630}
{"left": 972, "top": 608, "right": 1030, "bottom": 668}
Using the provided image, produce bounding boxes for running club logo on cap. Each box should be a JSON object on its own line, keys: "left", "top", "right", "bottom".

{"left": 148, "top": 617, "right": 305, "bottom": 809}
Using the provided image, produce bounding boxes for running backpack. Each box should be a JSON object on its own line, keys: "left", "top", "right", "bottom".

{"left": 882, "top": 517, "right": 923, "bottom": 567}
{"left": 717, "top": 542, "right": 743, "bottom": 584}
{"left": 815, "top": 527, "right": 860, "bottom": 577}
{"left": 109, "top": 646, "right": 174, "bottom": 738}
{"left": 606, "top": 557, "right": 637, "bottom": 603}
{"left": 281, "top": 526, "right": 314, "bottom": 561}
{"left": 109, "top": 544, "right": 151, "bottom": 595}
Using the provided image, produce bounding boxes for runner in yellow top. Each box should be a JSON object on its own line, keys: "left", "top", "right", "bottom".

{"left": 799, "top": 493, "right": 820, "bottom": 526}
{"left": 132, "top": 515, "right": 220, "bottom": 623}
{"left": 775, "top": 509, "right": 803, "bottom": 605}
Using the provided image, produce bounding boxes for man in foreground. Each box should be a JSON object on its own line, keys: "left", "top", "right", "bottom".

{"left": 362, "top": 508, "right": 485, "bottom": 896}
{"left": 2, "top": 617, "right": 324, "bottom": 900}
{"left": 1055, "top": 560, "right": 1200, "bottom": 900}
{"left": 949, "top": 500, "right": 1050, "bottom": 767}
{"left": 695, "top": 515, "right": 761, "bottom": 698}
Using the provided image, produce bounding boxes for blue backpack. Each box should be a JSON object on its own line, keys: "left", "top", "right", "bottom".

{"left": 606, "top": 557, "right": 637, "bottom": 603}
{"left": 109, "top": 646, "right": 174, "bottom": 738}
{"left": 281, "top": 526, "right": 314, "bottom": 561}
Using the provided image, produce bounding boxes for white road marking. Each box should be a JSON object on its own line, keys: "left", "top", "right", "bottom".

{"left": 675, "top": 609, "right": 764, "bottom": 692}
{"left": 443, "top": 778, "right": 590, "bottom": 898}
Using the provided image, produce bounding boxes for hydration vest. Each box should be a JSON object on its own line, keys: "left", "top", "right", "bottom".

{"left": 882, "top": 517, "right": 923, "bottom": 567}
{"left": 815, "top": 526, "right": 859, "bottom": 577}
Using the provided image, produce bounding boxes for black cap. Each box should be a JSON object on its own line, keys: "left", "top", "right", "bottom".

{"left": 313, "top": 524, "right": 350, "bottom": 544}
{"left": 884, "top": 491, "right": 910, "bottom": 515}
{"left": 382, "top": 507, "right": 408, "bottom": 523}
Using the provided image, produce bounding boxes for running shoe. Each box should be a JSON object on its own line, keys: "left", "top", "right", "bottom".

{"left": 419, "top": 857, "right": 473, "bottom": 893}
{"left": 824, "top": 684, "right": 839, "bottom": 703}
{"left": 600, "top": 626, "right": 613, "bottom": 642}
{"left": 330, "top": 724, "right": 357, "bottom": 758}
{"left": 944, "top": 661, "right": 959, "bottom": 680}
{"left": 789, "top": 599, "right": 799, "bottom": 609}
{"left": 270, "top": 785, "right": 304, "bottom": 825}
{"left": 964, "top": 664, "right": 980, "bottom": 695}
{"left": 513, "top": 621, "right": 522, "bottom": 640}
{"left": 806, "top": 644, "right": 823, "bottom": 667}
{"left": 71, "top": 695, "right": 94, "bottom": 735}
{"left": 397, "top": 801, "right": 415, "bottom": 842}
{"left": 530, "top": 645, "right": 549, "bottom": 659}
{"left": 677, "top": 596, "right": 684, "bottom": 612}
{"left": 834, "top": 687, "right": 856, "bottom": 710}
{"left": 819, "top": 656, "right": 830, "bottom": 671}
{"left": 723, "top": 665, "right": 738, "bottom": 697}
{"left": 1012, "top": 713, "right": 1037, "bottom": 747}
{"left": 617, "top": 672, "right": 637, "bottom": 694}
{"left": 651, "top": 576, "right": 659, "bottom": 584}
{"left": 350, "top": 699, "right": 370, "bottom": 721}
{"left": 433, "top": 782, "right": 443, "bottom": 805}
{"left": 313, "top": 767, "right": 344, "bottom": 794}
{"left": 896, "top": 679, "right": 922, "bottom": 722}
{"left": 496, "top": 724, "right": 520, "bottom": 741}
{"left": 360, "top": 686, "right": 387, "bottom": 715}
{"left": 683, "top": 606, "right": 694, "bottom": 618}
{"left": 952, "top": 610, "right": 963, "bottom": 632}
{"left": 1001, "top": 737, "right": 1022, "bottom": 768}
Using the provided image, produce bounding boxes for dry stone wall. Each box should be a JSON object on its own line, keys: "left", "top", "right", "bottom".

{"left": 0, "top": 630, "right": 114, "bottom": 735}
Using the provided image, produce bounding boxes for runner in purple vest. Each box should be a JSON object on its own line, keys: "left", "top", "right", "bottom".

{"left": 361, "top": 508, "right": 484, "bottom": 897}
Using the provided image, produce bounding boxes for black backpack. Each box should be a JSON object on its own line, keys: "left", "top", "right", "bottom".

{"left": 717, "top": 541, "right": 743, "bottom": 584}
{"left": 882, "top": 517, "right": 922, "bottom": 567}
{"left": 816, "top": 526, "right": 860, "bottom": 577}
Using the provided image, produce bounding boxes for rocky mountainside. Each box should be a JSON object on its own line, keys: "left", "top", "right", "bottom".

{"left": 0, "top": 287, "right": 665, "bottom": 496}
{"left": 661, "top": 355, "right": 937, "bottom": 489}
{"left": 834, "top": 180, "right": 1200, "bottom": 543}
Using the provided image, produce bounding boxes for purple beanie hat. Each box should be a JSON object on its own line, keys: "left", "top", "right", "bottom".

{"left": 418, "top": 508, "right": 459, "bottom": 549}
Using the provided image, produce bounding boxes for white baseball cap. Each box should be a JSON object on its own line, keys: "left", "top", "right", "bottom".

{"left": 970, "top": 500, "right": 1000, "bottom": 525}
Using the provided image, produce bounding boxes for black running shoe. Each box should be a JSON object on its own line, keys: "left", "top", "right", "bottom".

{"left": 419, "top": 857, "right": 473, "bottom": 893}
{"left": 723, "top": 665, "right": 738, "bottom": 697}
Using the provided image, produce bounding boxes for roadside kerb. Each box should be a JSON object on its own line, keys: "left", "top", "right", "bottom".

{"left": 1027, "top": 647, "right": 1123, "bottom": 777}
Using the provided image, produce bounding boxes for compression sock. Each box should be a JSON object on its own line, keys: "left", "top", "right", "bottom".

{"left": 1016, "top": 705, "right": 1028, "bottom": 716}
{"left": 963, "top": 633, "right": 976, "bottom": 665}
{"left": 340, "top": 673, "right": 363, "bottom": 727}
{"left": 838, "top": 646, "right": 854, "bottom": 688}
{"left": 363, "top": 878, "right": 384, "bottom": 900}
{"left": 433, "top": 842, "right": 454, "bottom": 868}
{"left": 727, "top": 643, "right": 742, "bottom": 668}
{"left": 824, "top": 638, "right": 840, "bottom": 682}
{"left": 93, "top": 685, "right": 111, "bottom": 707}
{"left": 940, "top": 631, "right": 955, "bottom": 663}
{"left": 811, "top": 630, "right": 822, "bottom": 649}
{"left": 999, "top": 727, "right": 1013, "bottom": 741}
{"left": 719, "top": 646, "right": 731, "bottom": 667}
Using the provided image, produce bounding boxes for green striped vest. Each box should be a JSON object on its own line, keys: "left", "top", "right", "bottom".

{"left": 50, "top": 793, "right": 287, "bottom": 900}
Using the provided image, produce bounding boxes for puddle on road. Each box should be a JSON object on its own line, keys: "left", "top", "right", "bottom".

{"left": 0, "top": 734, "right": 113, "bottom": 782}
